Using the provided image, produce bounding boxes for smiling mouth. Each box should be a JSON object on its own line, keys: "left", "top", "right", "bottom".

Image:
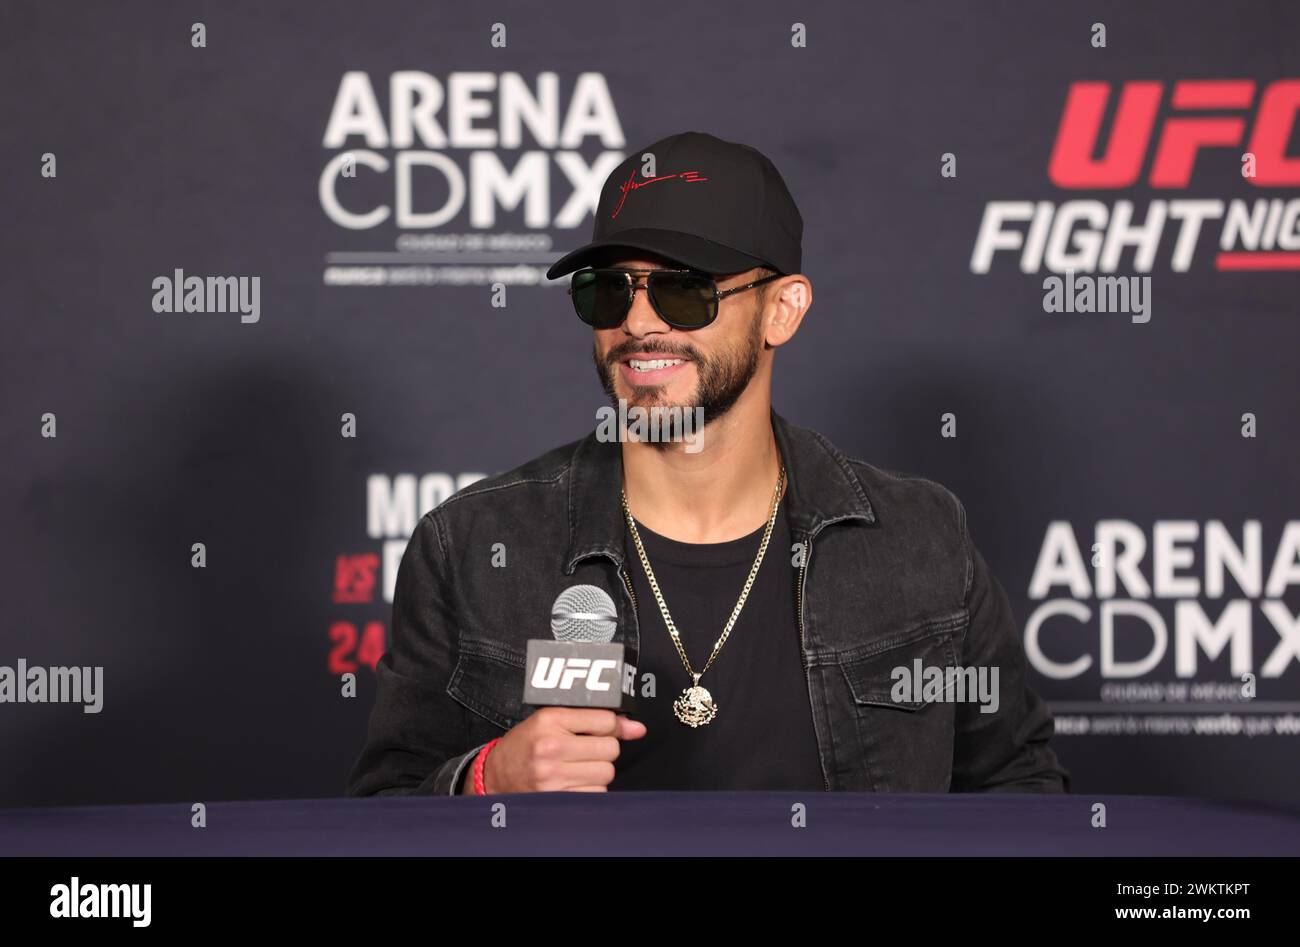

{"left": 625, "top": 356, "right": 687, "bottom": 373}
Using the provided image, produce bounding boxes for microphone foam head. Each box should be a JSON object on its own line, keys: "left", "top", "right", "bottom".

{"left": 550, "top": 584, "right": 618, "bottom": 643}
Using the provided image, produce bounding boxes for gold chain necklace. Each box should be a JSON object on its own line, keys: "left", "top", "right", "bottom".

{"left": 620, "top": 466, "right": 786, "bottom": 727}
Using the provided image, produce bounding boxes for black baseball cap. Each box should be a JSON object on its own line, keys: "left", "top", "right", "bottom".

{"left": 545, "top": 131, "right": 803, "bottom": 280}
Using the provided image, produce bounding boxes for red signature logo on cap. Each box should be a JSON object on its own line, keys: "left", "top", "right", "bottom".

{"left": 611, "top": 168, "right": 708, "bottom": 219}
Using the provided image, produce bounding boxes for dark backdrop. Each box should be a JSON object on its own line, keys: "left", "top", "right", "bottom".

{"left": 1, "top": 0, "right": 1297, "bottom": 807}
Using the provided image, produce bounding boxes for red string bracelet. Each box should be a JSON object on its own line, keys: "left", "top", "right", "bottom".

{"left": 472, "top": 737, "right": 502, "bottom": 795}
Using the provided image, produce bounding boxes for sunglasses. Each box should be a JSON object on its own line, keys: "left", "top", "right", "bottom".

{"left": 568, "top": 267, "right": 781, "bottom": 330}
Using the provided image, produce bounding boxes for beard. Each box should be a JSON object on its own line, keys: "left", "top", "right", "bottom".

{"left": 591, "top": 312, "right": 764, "bottom": 450}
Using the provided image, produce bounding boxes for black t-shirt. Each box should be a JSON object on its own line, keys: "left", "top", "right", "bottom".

{"left": 611, "top": 498, "right": 825, "bottom": 790}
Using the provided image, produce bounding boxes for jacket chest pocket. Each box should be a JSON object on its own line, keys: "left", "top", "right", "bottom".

{"left": 447, "top": 638, "right": 529, "bottom": 738}
{"left": 834, "top": 609, "right": 967, "bottom": 791}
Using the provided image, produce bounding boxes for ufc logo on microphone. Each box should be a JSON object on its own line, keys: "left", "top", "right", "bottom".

{"left": 530, "top": 657, "right": 621, "bottom": 691}
{"left": 1048, "top": 79, "right": 1300, "bottom": 188}
{"left": 524, "top": 640, "right": 637, "bottom": 709}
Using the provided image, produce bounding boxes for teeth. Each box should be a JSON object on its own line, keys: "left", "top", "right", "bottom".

{"left": 629, "top": 358, "right": 684, "bottom": 372}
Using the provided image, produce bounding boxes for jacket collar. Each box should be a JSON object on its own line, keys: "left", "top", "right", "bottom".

{"left": 564, "top": 409, "right": 875, "bottom": 573}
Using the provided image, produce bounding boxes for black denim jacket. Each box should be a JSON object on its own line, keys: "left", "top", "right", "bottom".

{"left": 346, "top": 411, "right": 1070, "bottom": 796}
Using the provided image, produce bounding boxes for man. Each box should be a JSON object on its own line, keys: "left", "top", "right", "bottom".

{"left": 347, "top": 131, "right": 1069, "bottom": 796}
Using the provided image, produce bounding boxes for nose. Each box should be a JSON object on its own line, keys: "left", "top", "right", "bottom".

{"left": 621, "top": 278, "right": 671, "bottom": 338}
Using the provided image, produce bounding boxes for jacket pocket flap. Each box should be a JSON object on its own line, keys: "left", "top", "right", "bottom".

{"left": 837, "top": 609, "right": 967, "bottom": 710}
{"left": 447, "top": 638, "right": 528, "bottom": 730}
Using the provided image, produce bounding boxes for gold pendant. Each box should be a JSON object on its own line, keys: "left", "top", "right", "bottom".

{"left": 674, "top": 679, "right": 717, "bottom": 727}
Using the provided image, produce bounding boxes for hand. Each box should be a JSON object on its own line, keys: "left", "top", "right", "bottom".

{"left": 470, "top": 707, "right": 647, "bottom": 793}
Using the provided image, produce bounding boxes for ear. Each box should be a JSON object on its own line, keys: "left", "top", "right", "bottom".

{"left": 763, "top": 275, "right": 813, "bottom": 347}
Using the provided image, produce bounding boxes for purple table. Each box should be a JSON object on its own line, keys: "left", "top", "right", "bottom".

{"left": 2, "top": 793, "right": 1297, "bottom": 856}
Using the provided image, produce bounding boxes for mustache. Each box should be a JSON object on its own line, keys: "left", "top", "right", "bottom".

{"left": 603, "top": 339, "right": 701, "bottom": 365}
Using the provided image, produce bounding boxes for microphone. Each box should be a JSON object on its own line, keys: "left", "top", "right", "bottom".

{"left": 523, "top": 585, "right": 638, "bottom": 711}
{"left": 550, "top": 584, "right": 618, "bottom": 643}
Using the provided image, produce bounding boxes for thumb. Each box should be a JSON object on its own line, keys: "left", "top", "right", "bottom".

{"left": 618, "top": 716, "right": 648, "bottom": 739}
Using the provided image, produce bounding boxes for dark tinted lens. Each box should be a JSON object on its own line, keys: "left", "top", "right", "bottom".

{"left": 571, "top": 270, "right": 631, "bottom": 328}
{"left": 647, "top": 271, "right": 717, "bottom": 327}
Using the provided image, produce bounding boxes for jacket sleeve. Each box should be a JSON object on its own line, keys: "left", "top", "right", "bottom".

{"left": 345, "top": 510, "right": 484, "bottom": 797}
{"left": 950, "top": 527, "right": 1071, "bottom": 793}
